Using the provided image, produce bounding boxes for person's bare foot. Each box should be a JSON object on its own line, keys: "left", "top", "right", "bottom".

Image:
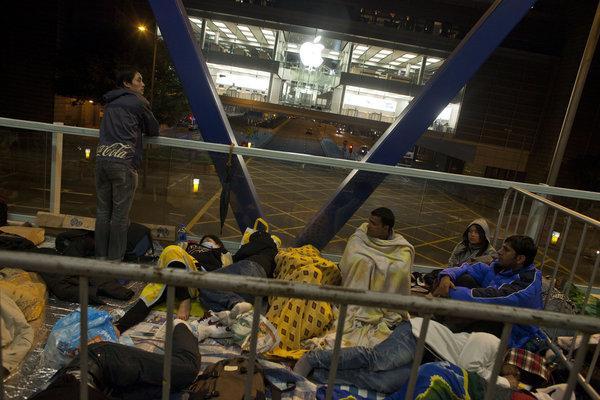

{"left": 177, "top": 299, "right": 191, "bottom": 320}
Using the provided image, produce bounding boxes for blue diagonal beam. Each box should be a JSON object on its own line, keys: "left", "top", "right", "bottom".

{"left": 296, "top": 0, "right": 538, "bottom": 249}
{"left": 148, "top": 0, "right": 263, "bottom": 232}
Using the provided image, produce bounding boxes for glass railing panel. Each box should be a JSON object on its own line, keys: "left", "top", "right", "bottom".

{"left": 0, "top": 128, "right": 51, "bottom": 214}
{"left": 533, "top": 194, "right": 600, "bottom": 287}
{"left": 59, "top": 134, "right": 99, "bottom": 217}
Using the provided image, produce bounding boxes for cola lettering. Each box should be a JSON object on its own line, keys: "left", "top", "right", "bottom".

{"left": 96, "top": 143, "right": 132, "bottom": 159}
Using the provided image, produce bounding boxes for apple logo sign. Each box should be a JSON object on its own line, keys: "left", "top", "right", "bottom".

{"left": 300, "top": 36, "right": 324, "bottom": 69}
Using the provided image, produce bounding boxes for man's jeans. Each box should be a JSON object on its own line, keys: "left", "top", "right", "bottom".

{"left": 306, "top": 320, "right": 415, "bottom": 393}
{"left": 200, "top": 260, "right": 266, "bottom": 312}
{"left": 95, "top": 161, "right": 138, "bottom": 260}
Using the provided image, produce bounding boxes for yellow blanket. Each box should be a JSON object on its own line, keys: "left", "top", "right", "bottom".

{"left": 0, "top": 268, "right": 47, "bottom": 321}
{"left": 0, "top": 226, "right": 45, "bottom": 246}
{"left": 266, "top": 245, "right": 341, "bottom": 359}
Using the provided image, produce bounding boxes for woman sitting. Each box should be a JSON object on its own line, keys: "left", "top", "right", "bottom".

{"left": 448, "top": 218, "right": 497, "bottom": 267}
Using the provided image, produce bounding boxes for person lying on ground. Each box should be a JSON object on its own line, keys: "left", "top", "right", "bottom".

{"left": 198, "top": 230, "right": 279, "bottom": 321}
{"left": 432, "top": 235, "right": 546, "bottom": 350}
{"left": 28, "top": 319, "right": 217, "bottom": 400}
{"left": 448, "top": 218, "right": 498, "bottom": 267}
{"left": 116, "top": 230, "right": 277, "bottom": 336}
{"left": 114, "top": 245, "right": 204, "bottom": 335}
{"left": 294, "top": 317, "right": 512, "bottom": 394}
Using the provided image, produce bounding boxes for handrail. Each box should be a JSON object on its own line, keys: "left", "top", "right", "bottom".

{"left": 511, "top": 186, "right": 600, "bottom": 229}
{"left": 1, "top": 250, "right": 600, "bottom": 332}
{"left": 2, "top": 116, "right": 600, "bottom": 201}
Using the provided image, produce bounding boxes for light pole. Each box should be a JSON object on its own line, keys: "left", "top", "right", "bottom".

{"left": 137, "top": 24, "right": 158, "bottom": 106}
{"left": 137, "top": 24, "right": 158, "bottom": 190}
{"left": 149, "top": 25, "right": 158, "bottom": 107}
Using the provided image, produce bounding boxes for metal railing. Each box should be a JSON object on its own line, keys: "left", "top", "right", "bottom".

{"left": 2, "top": 116, "right": 600, "bottom": 202}
{"left": 0, "top": 251, "right": 599, "bottom": 400}
{"left": 494, "top": 186, "right": 600, "bottom": 307}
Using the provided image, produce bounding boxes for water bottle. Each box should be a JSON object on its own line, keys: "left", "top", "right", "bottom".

{"left": 177, "top": 224, "right": 187, "bottom": 247}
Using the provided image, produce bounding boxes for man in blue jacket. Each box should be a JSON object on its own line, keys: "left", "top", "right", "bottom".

{"left": 432, "top": 235, "right": 545, "bottom": 349}
{"left": 95, "top": 70, "right": 159, "bottom": 261}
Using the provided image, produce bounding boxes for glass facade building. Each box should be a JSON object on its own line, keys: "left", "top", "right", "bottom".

{"left": 188, "top": 16, "right": 463, "bottom": 133}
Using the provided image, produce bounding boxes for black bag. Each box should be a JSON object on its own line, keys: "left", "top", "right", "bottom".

{"left": 0, "top": 233, "right": 35, "bottom": 251}
{"left": 55, "top": 223, "right": 153, "bottom": 260}
{"left": 0, "top": 196, "right": 7, "bottom": 227}
{"left": 185, "top": 357, "right": 266, "bottom": 400}
{"left": 124, "top": 222, "right": 154, "bottom": 261}
{"left": 55, "top": 229, "right": 95, "bottom": 257}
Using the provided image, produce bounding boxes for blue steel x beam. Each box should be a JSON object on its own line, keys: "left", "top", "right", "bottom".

{"left": 296, "top": 0, "right": 538, "bottom": 249}
{"left": 148, "top": 0, "right": 263, "bottom": 231}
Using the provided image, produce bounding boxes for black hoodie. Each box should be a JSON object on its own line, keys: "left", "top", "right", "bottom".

{"left": 96, "top": 89, "right": 159, "bottom": 170}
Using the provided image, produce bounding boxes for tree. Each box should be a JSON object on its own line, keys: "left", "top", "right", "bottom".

{"left": 150, "top": 40, "right": 190, "bottom": 126}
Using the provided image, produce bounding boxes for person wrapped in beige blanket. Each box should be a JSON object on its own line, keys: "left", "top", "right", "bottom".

{"left": 308, "top": 207, "right": 414, "bottom": 350}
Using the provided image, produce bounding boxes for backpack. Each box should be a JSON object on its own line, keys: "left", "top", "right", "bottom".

{"left": 0, "top": 233, "right": 36, "bottom": 251}
{"left": 124, "top": 222, "right": 154, "bottom": 261}
{"left": 55, "top": 229, "right": 95, "bottom": 257}
{"left": 54, "top": 223, "right": 153, "bottom": 260}
{"left": 185, "top": 357, "right": 266, "bottom": 400}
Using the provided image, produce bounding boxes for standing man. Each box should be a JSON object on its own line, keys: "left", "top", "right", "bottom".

{"left": 95, "top": 70, "right": 159, "bottom": 261}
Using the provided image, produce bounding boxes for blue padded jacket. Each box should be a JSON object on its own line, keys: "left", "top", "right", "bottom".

{"left": 440, "top": 261, "right": 546, "bottom": 349}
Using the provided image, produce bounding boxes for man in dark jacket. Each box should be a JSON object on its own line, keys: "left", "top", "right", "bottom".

{"left": 95, "top": 70, "right": 159, "bottom": 261}
{"left": 29, "top": 321, "right": 201, "bottom": 400}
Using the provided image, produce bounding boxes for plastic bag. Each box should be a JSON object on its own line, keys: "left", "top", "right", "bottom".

{"left": 230, "top": 310, "right": 280, "bottom": 354}
{"left": 42, "top": 307, "right": 118, "bottom": 368}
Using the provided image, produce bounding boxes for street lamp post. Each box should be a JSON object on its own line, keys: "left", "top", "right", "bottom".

{"left": 137, "top": 24, "right": 158, "bottom": 106}
{"left": 137, "top": 23, "right": 159, "bottom": 189}
{"left": 149, "top": 25, "right": 158, "bottom": 106}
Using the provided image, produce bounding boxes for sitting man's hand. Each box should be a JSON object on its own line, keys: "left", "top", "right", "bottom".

{"left": 432, "top": 276, "right": 455, "bottom": 298}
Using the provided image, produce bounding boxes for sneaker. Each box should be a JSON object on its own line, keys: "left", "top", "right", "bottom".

{"left": 190, "top": 316, "right": 232, "bottom": 341}
{"left": 230, "top": 302, "right": 253, "bottom": 319}
{"left": 214, "top": 310, "right": 233, "bottom": 326}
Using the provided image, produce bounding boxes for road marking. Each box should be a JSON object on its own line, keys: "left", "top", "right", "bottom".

{"left": 32, "top": 188, "right": 94, "bottom": 196}
{"left": 168, "top": 174, "right": 190, "bottom": 189}
{"left": 540, "top": 256, "right": 587, "bottom": 284}
{"left": 414, "top": 235, "right": 460, "bottom": 248}
{"left": 416, "top": 252, "right": 445, "bottom": 267}
{"left": 185, "top": 189, "right": 222, "bottom": 233}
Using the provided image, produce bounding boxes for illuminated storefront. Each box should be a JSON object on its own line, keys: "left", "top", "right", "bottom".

{"left": 188, "top": 16, "right": 461, "bottom": 132}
